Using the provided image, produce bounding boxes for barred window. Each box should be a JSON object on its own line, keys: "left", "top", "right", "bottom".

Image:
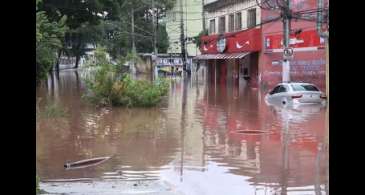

{"left": 235, "top": 12, "right": 242, "bottom": 31}
{"left": 228, "top": 14, "right": 234, "bottom": 32}
{"left": 247, "top": 9, "right": 256, "bottom": 28}
{"left": 209, "top": 19, "right": 216, "bottom": 34}
{"left": 219, "top": 16, "right": 226, "bottom": 34}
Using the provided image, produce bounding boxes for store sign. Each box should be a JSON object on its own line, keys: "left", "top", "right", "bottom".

{"left": 265, "top": 30, "right": 323, "bottom": 50}
{"left": 200, "top": 28, "right": 262, "bottom": 54}
{"left": 217, "top": 37, "right": 226, "bottom": 53}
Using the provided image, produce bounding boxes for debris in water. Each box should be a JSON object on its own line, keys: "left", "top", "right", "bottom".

{"left": 64, "top": 156, "right": 111, "bottom": 170}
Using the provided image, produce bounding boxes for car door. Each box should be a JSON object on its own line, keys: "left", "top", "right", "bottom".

{"left": 276, "top": 85, "right": 290, "bottom": 105}
{"left": 268, "top": 85, "right": 281, "bottom": 104}
{"left": 270, "top": 85, "right": 288, "bottom": 105}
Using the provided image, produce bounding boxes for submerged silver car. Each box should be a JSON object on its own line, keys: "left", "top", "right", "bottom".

{"left": 265, "top": 82, "right": 327, "bottom": 107}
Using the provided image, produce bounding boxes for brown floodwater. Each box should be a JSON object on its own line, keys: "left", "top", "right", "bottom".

{"left": 36, "top": 69, "right": 328, "bottom": 195}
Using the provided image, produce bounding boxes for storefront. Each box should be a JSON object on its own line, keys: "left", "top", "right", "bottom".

{"left": 195, "top": 28, "right": 262, "bottom": 89}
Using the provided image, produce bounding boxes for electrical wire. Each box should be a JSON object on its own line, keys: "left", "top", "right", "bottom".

{"left": 200, "top": 15, "right": 282, "bottom": 46}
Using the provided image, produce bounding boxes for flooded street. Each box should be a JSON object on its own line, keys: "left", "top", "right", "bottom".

{"left": 36, "top": 69, "right": 328, "bottom": 195}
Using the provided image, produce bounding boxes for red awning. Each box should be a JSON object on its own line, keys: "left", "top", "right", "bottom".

{"left": 194, "top": 52, "right": 250, "bottom": 60}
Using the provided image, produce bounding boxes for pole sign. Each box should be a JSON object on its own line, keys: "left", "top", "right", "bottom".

{"left": 283, "top": 47, "right": 294, "bottom": 60}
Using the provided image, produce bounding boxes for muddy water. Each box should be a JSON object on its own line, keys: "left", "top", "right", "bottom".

{"left": 36, "top": 69, "right": 328, "bottom": 195}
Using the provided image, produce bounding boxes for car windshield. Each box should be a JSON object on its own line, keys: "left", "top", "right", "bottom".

{"left": 291, "top": 84, "right": 319, "bottom": 91}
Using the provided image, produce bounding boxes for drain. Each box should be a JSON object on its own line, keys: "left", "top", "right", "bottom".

{"left": 235, "top": 130, "right": 271, "bottom": 135}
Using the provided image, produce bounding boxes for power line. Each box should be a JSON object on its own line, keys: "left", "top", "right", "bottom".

{"left": 201, "top": 16, "right": 282, "bottom": 45}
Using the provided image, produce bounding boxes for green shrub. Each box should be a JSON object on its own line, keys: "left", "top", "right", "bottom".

{"left": 83, "top": 46, "right": 169, "bottom": 107}
{"left": 41, "top": 101, "right": 68, "bottom": 118}
{"left": 84, "top": 65, "right": 169, "bottom": 107}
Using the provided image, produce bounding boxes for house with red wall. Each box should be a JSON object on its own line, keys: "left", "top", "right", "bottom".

{"left": 195, "top": 0, "right": 328, "bottom": 91}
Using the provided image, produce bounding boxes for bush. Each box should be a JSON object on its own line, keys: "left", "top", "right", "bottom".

{"left": 84, "top": 64, "right": 169, "bottom": 107}
{"left": 83, "top": 47, "right": 169, "bottom": 107}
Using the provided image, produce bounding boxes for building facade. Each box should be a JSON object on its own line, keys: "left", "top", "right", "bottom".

{"left": 260, "top": 0, "right": 328, "bottom": 90}
{"left": 196, "top": 0, "right": 328, "bottom": 91}
{"left": 196, "top": 0, "right": 262, "bottom": 89}
{"left": 165, "top": 0, "right": 203, "bottom": 56}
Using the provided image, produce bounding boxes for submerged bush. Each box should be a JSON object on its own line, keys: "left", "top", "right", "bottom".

{"left": 40, "top": 101, "right": 68, "bottom": 118}
{"left": 84, "top": 64, "right": 169, "bottom": 107}
{"left": 82, "top": 46, "right": 169, "bottom": 107}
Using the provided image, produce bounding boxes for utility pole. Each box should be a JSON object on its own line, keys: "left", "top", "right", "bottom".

{"left": 130, "top": 7, "right": 137, "bottom": 76}
{"left": 179, "top": 0, "right": 188, "bottom": 75}
{"left": 317, "top": 0, "right": 329, "bottom": 97}
{"left": 282, "top": 0, "right": 291, "bottom": 82}
{"left": 131, "top": 8, "right": 136, "bottom": 54}
{"left": 201, "top": 0, "right": 206, "bottom": 31}
{"left": 152, "top": 0, "right": 157, "bottom": 55}
{"left": 317, "top": 1, "right": 329, "bottom": 193}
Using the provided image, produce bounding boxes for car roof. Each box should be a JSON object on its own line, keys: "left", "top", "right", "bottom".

{"left": 277, "top": 82, "right": 314, "bottom": 86}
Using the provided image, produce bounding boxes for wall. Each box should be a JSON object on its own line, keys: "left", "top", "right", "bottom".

{"left": 259, "top": 0, "right": 327, "bottom": 91}
{"left": 135, "top": 55, "right": 153, "bottom": 74}
{"left": 204, "top": 0, "right": 261, "bottom": 34}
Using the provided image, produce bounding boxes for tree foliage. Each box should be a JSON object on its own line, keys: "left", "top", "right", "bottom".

{"left": 36, "top": 0, "right": 67, "bottom": 83}
{"left": 36, "top": 0, "right": 176, "bottom": 82}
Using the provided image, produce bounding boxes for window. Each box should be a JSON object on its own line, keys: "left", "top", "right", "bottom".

{"left": 270, "top": 85, "right": 281, "bottom": 95}
{"left": 277, "top": 85, "right": 287, "bottom": 93}
{"left": 270, "top": 85, "right": 287, "bottom": 95}
{"left": 228, "top": 14, "right": 234, "bottom": 32}
{"left": 247, "top": 9, "right": 256, "bottom": 28}
{"left": 219, "top": 16, "right": 226, "bottom": 34}
{"left": 291, "top": 84, "right": 320, "bottom": 91}
{"left": 235, "top": 12, "right": 242, "bottom": 31}
{"left": 209, "top": 19, "right": 216, "bottom": 34}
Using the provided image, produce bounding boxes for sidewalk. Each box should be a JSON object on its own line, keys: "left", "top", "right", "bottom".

{"left": 40, "top": 179, "right": 185, "bottom": 195}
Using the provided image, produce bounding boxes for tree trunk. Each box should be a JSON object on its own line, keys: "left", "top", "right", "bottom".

{"left": 56, "top": 49, "right": 62, "bottom": 72}
{"left": 73, "top": 33, "right": 82, "bottom": 69}
{"left": 74, "top": 54, "right": 80, "bottom": 69}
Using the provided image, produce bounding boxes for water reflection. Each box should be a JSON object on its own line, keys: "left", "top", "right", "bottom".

{"left": 36, "top": 69, "right": 328, "bottom": 194}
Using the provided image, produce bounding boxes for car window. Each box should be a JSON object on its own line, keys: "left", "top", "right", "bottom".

{"left": 291, "top": 84, "right": 319, "bottom": 91}
{"left": 277, "top": 85, "right": 287, "bottom": 93}
{"left": 269, "top": 86, "right": 281, "bottom": 95}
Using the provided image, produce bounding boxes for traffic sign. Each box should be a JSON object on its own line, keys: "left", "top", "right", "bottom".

{"left": 283, "top": 47, "right": 294, "bottom": 60}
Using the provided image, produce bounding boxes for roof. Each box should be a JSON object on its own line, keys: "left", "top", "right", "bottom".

{"left": 279, "top": 82, "right": 314, "bottom": 85}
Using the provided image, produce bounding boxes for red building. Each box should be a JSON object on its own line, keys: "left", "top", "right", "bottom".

{"left": 195, "top": 0, "right": 328, "bottom": 91}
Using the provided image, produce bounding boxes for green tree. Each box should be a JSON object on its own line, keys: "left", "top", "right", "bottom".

{"left": 37, "top": 0, "right": 176, "bottom": 70}
{"left": 36, "top": 0, "right": 67, "bottom": 83}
